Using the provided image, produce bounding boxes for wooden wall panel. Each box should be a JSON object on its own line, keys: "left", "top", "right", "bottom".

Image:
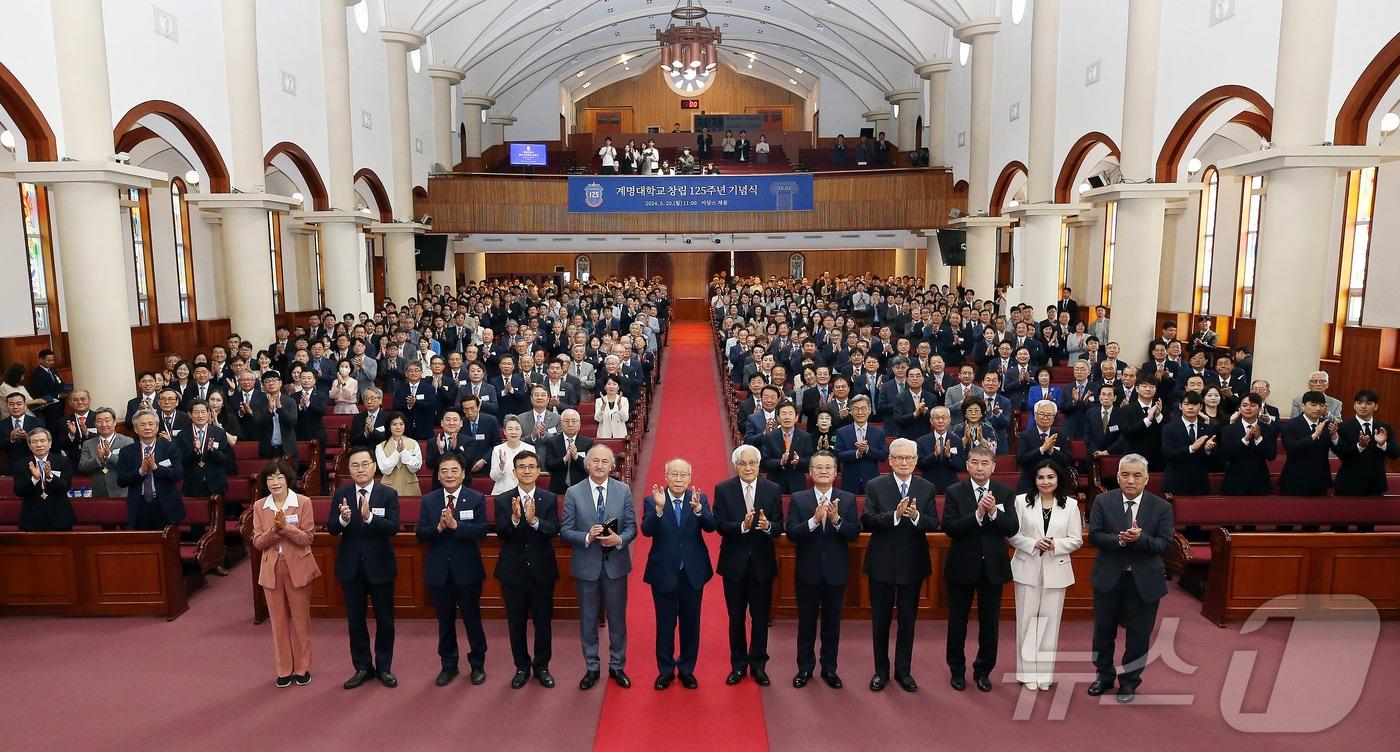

{"left": 575, "top": 65, "right": 806, "bottom": 134}
{"left": 426, "top": 170, "right": 957, "bottom": 235}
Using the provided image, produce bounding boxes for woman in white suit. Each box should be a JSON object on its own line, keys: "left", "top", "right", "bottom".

{"left": 1008, "top": 459, "right": 1083, "bottom": 690}
{"left": 593, "top": 375, "right": 630, "bottom": 439}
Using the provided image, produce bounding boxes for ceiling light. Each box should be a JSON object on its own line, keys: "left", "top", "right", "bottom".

{"left": 1382, "top": 111, "right": 1400, "bottom": 135}
{"left": 1078, "top": 181, "right": 1091, "bottom": 195}
{"left": 788, "top": 78, "right": 797, "bottom": 85}
{"left": 0, "top": 128, "right": 14, "bottom": 152}
{"left": 659, "top": 0, "right": 720, "bottom": 96}
{"left": 576, "top": 71, "right": 585, "bottom": 77}
{"left": 582, "top": 82, "right": 591, "bottom": 88}
{"left": 1008, "top": 199, "right": 1020, "bottom": 207}
{"left": 184, "top": 169, "right": 200, "bottom": 185}
{"left": 794, "top": 68, "right": 803, "bottom": 74}
{"left": 624, "top": 66, "right": 630, "bottom": 70}
{"left": 291, "top": 191, "right": 304, "bottom": 204}
{"left": 1187, "top": 157, "right": 1203, "bottom": 174}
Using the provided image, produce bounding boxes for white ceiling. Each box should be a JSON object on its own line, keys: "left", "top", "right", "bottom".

{"left": 388, "top": 0, "right": 990, "bottom": 112}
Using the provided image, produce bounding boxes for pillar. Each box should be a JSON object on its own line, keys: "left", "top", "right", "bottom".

{"left": 924, "top": 232, "right": 951, "bottom": 288}
{"left": 954, "top": 19, "right": 1000, "bottom": 298}
{"left": 380, "top": 28, "right": 427, "bottom": 305}
{"left": 862, "top": 110, "right": 893, "bottom": 144}
{"left": 427, "top": 66, "right": 463, "bottom": 170}
{"left": 885, "top": 89, "right": 920, "bottom": 163}
{"left": 460, "top": 96, "right": 495, "bottom": 169}
{"left": 432, "top": 251, "right": 457, "bottom": 291}
{"left": 46, "top": 0, "right": 136, "bottom": 409}
{"left": 463, "top": 252, "right": 487, "bottom": 282}
{"left": 317, "top": 219, "right": 364, "bottom": 314}
{"left": 915, "top": 60, "right": 951, "bottom": 167}
{"left": 488, "top": 115, "right": 517, "bottom": 150}
{"left": 1250, "top": 0, "right": 1340, "bottom": 406}
{"left": 894, "top": 248, "right": 918, "bottom": 278}
{"left": 1013, "top": 0, "right": 1065, "bottom": 311}
{"left": 318, "top": 0, "right": 362, "bottom": 312}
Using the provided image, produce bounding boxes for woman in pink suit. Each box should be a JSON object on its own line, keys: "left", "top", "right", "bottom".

{"left": 252, "top": 459, "right": 321, "bottom": 687}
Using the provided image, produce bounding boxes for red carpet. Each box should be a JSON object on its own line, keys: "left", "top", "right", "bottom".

{"left": 592, "top": 323, "right": 768, "bottom": 752}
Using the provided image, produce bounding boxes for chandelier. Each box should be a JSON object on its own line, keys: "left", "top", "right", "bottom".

{"left": 657, "top": 0, "right": 721, "bottom": 96}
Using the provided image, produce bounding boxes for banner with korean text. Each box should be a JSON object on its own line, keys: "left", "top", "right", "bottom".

{"left": 567, "top": 174, "right": 815, "bottom": 213}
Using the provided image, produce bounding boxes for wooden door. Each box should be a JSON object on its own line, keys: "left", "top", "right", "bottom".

{"left": 584, "top": 108, "right": 634, "bottom": 135}
{"left": 746, "top": 106, "right": 794, "bottom": 132}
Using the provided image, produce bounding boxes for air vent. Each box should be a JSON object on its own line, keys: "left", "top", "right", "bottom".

{"left": 876, "top": 233, "right": 897, "bottom": 238}
{"left": 552, "top": 237, "right": 572, "bottom": 242}
{"left": 839, "top": 234, "right": 860, "bottom": 239}
{"left": 519, "top": 237, "right": 538, "bottom": 242}
{"left": 803, "top": 235, "right": 822, "bottom": 240}
{"left": 586, "top": 237, "right": 607, "bottom": 242}
{"left": 766, "top": 235, "right": 784, "bottom": 240}
{"left": 482, "top": 238, "right": 502, "bottom": 243}
{"left": 622, "top": 237, "right": 642, "bottom": 241}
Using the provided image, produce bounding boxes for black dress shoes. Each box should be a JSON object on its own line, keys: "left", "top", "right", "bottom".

{"left": 378, "top": 670, "right": 398, "bottom": 688}
{"left": 293, "top": 672, "right": 311, "bottom": 686}
{"left": 1116, "top": 686, "right": 1137, "bottom": 704}
{"left": 869, "top": 674, "right": 887, "bottom": 691}
{"left": 435, "top": 668, "right": 458, "bottom": 687}
{"left": 950, "top": 675, "right": 966, "bottom": 692}
{"left": 470, "top": 668, "right": 487, "bottom": 685}
{"left": 1087, "top": 679, "right": 1113, "bottom": 696}
{"left": 580, "top": 670, "right": 600, "bottom": 690}
{"left": 679, "top": 674, "right": 698, "bottom": 689}
{"left": 726, "top": 669, "right": 745, "bottom": 685}
{"left": 511, "top": 669, "right": 531, "bottom": 689}
{"left": 276, "top": 675, "right": 293, "bottom": 688}
{"left": 609, "top": 668, "right": 631, "bottom": 688}
{"left": 793, "top": 672, "right": 812, "bottom": 688}
{"left": 343, "top": 669, "right": 375, "bottom": 690}
{"left": 821, "top": 670, "right": 843, "bottom": 689}
{"left": 896, "top": 675, "right": 919, "bottom": 693}
{"left": 655, "top": 674, "right": 674, "bottom": 690}
{"left": 751, "top": 670, "right": 771, "bottom": 687}
{"left": 536, "top": 669, "right": 556, "bottom": 688}
{"left": 973, "top": 675, "right": 992, "bottom": 693}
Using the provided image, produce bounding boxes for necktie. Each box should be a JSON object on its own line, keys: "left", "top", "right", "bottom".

{"left": 469, "top": 421, "right": 477, "bottom": 437}
{"left": 1364, "top": 422, "right": 1373, "bottom": 437}
{"left": 199, "top": 385, "right": 207, "bottom": 400}
{"left": 77, "top": 414, "right": 86, "bottom": 435}
{"left": 595, "top": 486, "right": 606, "bottom": 519}
{"left": 143, "top": 445, "right": 156, "bottom": 501}
{"left": 975, "top": 486, "right": 985, "bottom": 502}
{"left": 37, "top": 459, "right": 47, "bottom": 493}
{"left": 898, "top": 480, "right": 909, "bottom": 498}
{"left": 1125, "top": 499, "right": 1136, "bottom": 526}
{"left": 673, "top": 496, "right": 683, "bottom": 526}
{"left": 446, "top": 492, "right": 456, "bottom": 514}
{"left": 783, "top": 431, "right": 792, "bottom": 453}
{"left": 1102, "top": 409, "right": 1111, "bottom": 431}
{"left": 196, "top": 428, "right": 206, "bottom": 452}
{"left": 358, "top": 488, "right": 368, "bottom": 523}
{"left": 743, "top": 483, "right": 754, "bottom": 514}
{"left": 1187, "top": 423, "right": 1196, "bottom": 442}
{"left": 820, "top": 387, "right": 828, "bottom": 401}
{"left": 447, "top": 433, "right": 455, "bottom": 451}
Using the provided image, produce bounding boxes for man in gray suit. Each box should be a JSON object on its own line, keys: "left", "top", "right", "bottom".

{"left": 516, "top": 385, "right": 563, "bottom": 445}
{"left": 76, "top": 407, "right": 134, "bottom": 498}
{"left": 567, "top": 346, "right": 597, "bottom": 393}
{"left": 1288, "top": 371, "right": 1343, "bottom": 421}
{"left": 560, "top": 443, "right": 636, "bottom": 690}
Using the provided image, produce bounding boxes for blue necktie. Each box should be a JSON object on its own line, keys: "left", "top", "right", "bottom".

{"left": 595, "top": 486, "right": 606, "bottom": 519}
{"left": 673, "top": 496, "right": 682, "bottom": 526}
{"left": 898, "top": 481, "right": 909, "bottom": 499}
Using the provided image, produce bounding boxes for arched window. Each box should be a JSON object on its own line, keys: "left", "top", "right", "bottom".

{"left": 169, "top": 179, "right": 196, "bottom": 322}
{"left": 1234, "top": 175, "right": 1265, "bottom": 318}
{"left": 575, "top": 254, "right": 591, "bottom": 282}
{"left": 17, "top": 182, "right": 56, "bottom": 334}
{"left": 124, "top": 188, "right": 157, "bottom": 325}
{"left": 1058, "top": 223, "right": 1071, "bottom": 292}
{"left": 1336, "top": 166, "right": 1378, "bottom": 334}
{"left": 266, "top": 211, "right": 285, "bottom": 312}
{"left": 310, "top": 231, "right": 324, "bottom": 309}
{"left": 788, "top": 252, "right": 805, "bottom": 280}
{"left": 1101, "top": 201, "right": 1118, "bottom": 306}
{"left": 1192, "top": 167, "right": 1219, "bottom": 315}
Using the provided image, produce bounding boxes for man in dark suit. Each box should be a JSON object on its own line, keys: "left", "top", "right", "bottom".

{"left": 861, "top": 439, "right": 938, "bottom": 692}
{"left": 1016, "top": 401, "right": 1072, "bottom": 494}
{"left": 1087, "top": 454, "right": 1174, "bottom": 703}
{"left": 490, "top": 354, "right": 529, "bottom": 418}
{"left": 761, "top": 402, "right": 813, "bottom": 495}
{"left": 892, "top": 366, "right": 935, "bottom": 441}
{"left": 175, "top": 402, "right": 233, "bottom": 498}
{"left": 415, "top": 453, "right": 489, "bottom": 687}
{"left": 1056, "top": 287, "right": 1078, "bottom": 323}
{"left": 14, "top": 428, "right": 74, "bottom": 531}
{"left": 456, "top": 362, "right": 500, "bottom": 418}
{"left": 494, "top": 450, "right": 559, "bottom": 689}
{"left": 424, "top": 408, "right": 468, "bottom": 490}
{"left": 541, "top": 409, "right": 592, "bottom": 494}
{"left": 713, "top": 445, "right": 783, "bottom": 686}
{"left": 395, "top": 362, "right": 439, "bottom": 441}
{"left": 1161, "top": 393, "right": 1217, "bottom": 496}
{"left": 116, "top": 410, "right": 185, "bottom": 530}
{"left": 291, "top": 369, "right": 329, "bottom": 448}
{"left": 833, "top": 395, "right": 887, "bottom": 494}
{"left": 329, "top": 447, "right": 401, "bottom": 689}
{"left": 1333, "top": 389, "right": 1398, "bottom": 495}
{"left": 124, "top": 371, "right": 160, "bottom": 430}
{"left": 641, "top": 460, "right": 716, "bottom": 689}
{"left": 1085, "top": 383, "right": 1125, "bottom": 457}
{"left": 915, "top": 406, "right": 965, "bottom": 492}
{"left": 1279, "top": 391, "right": 1337, "bottom": 496}
{"left": 0, "top": 392, "right": 45, "bottom": 467}
{"left": 183, "top": 363, "right": 223, "bottom": 411}
{"left": 1117, "top": 377, "right": 1166, "bottom": 470}
{"left": 349, "top": 387, "right": 391, "bottom": 451}
{"left": 29, "top": 348, "right": 66, "bottom": 428}
{"left": 458, "top": 395, "right": 501, "bottom": 477}
{"left": 941, "top": 445, "right": 1017, "bottom": 692}
{"left": 153, "top": 388, "right": 192, "bottom": 441}
{"left": 787, "top": 450, "right": 860, "bottom": 688}
{"left": 250, "top": 371, "right": 298, "bottom": 461}
{"left": 1217, "top": 393, "right": 1278, "bottom": 495}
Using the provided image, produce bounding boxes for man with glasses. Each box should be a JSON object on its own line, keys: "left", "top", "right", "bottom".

{"left": 641, "top": 459, "right": 715, "bottom": 690}
{"left": 329, "top": 447, "right": 401, "bottom": 690}
{"left": 416, "top": 453, "right": 489, "bottom": 687}
{"left": 494, "top": 451, "right": 560, "bottom": 688}
{"left": 787, "top": 450, "right": 860, "bottom": 689}
{"left": 1016, "top": 400, "right": 1071, "bottom": 494}
{"left": 713, "top": 445, "right": 782, "bottom": 686}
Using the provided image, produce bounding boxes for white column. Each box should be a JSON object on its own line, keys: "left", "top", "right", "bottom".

{"left": 1018, "top": 212, "right": 1067, "bottom": 310}
{"left": 1249, "top": 0, "right": 1340, "bottom": 407}
{"left": 318, "top": 0, "right": 361, "bottom": 312}
{"left": 432, "top": 250, "right": 458, "bottom": 291}
{"left": 894, "top": 248, "right": 918, "bottom": 277}
{"left": 46, "top": 0, "right": 136, "bottom": 409}
{"left": 463, "top": 252, "right": 487, "bottom": 282}
{"left": 955, "top": 19, "right": 1000, "bottom": 299}
{"left": 915, "top": 60, "right": 951, "bottom": 167}
{"left": 924, "top": 232, "right": 951, "bottom": 288}
{"left": 460, "top": 96, "right": 495, "bottom": 163}
{"left": 380, "top": 28, "right": 426, "bottom": 305}
{"left": 1012, "top": 0, "right": 1066, "bottom": 312}
{"left": 862, "top": 110, "right": 892, "bottom": 142}
{"left": 1118, "top": 0, "right": 1162, "bottom": 181}
{"left": 427, "top": 67, "right": 463, "bottom": 170}
{"left": 885, "top": 89, "right": 920, "bottom": 161}
{"left": 488, "top": 115, "right": 517, "bottom": 149}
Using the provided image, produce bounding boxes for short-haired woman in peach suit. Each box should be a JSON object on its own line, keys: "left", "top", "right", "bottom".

{"left": 252, "top": 459, "right": 321, "bottom": 687}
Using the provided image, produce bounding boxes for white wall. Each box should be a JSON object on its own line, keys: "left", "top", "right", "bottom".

{"left": 507, "top": 83, "right": 565, "bottom": 143}
{"left": 345, "top": 0, "right": 396, "bottom": 211}
{"left": 1052, "top": 0, "right": 1127, "bottom": 182}
{"left": 0, "top": 3, "right": 63, "bottom": 157}
{"left": 257, "top": 0, "right": 330, "bottom": 188}
{"left": 0, "top": 166, "right": 37, "bottom": 336}
{"left": 1363, "top": 161, "right": 1400, "bottom": 327}
{"left": 987, "top": 1, "right": 1032, "bottom": 193}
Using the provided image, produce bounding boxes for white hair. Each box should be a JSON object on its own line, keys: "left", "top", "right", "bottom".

{"left": 1118, "top": 453, "right": 1149, "bottom": 472}
{"left": 1309, "top": 371, "right": 1329, "bottom": 383}
{"left": 889, "top": 437, "right": 918, "bottom": 456}
{"left": 731, "top": 444, "right": 761, "bottom": 465}
{"left": 1034, "top": 399, "right": 1059, "bottom": 414}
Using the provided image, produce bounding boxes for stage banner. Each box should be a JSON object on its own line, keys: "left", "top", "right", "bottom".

{"left": 567, "top": 174, "right": 815, "bottom": 213}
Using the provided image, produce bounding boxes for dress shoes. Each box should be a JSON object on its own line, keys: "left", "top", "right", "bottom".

{"left": 1086, "top": 679, "right": 1113, "bottom": 696}
{"left": 821, "top": 670, "right": 843, "bottom": 689}
{"left": 1037, "top": 682, "right": 1052, "bottom": 691}
{"left": 1116, "top": 687, "right": 1137, "bottom": 704}
{"left": 609, "top": 668, "right": 631, "bottom": 689}
{"left": 751, "top": 670, "right": 771, "bottom": 687}
{"left": 579, "top": 670, "right": 600, "bottom": 690}
{"left": 895, "top": 675, "right": 919, "bottom": 693}
{"left": 293, "top": 673, "right": 311, "bottom": 686}
{"left": 973, "top": 675, "right": 992, "bottom": 693}
{"left": 680, "top": 674, "right": 698, "bottom": 689}
{"left": 378, "top": 670, "right": 398, "bottom": 688}
{"left": 511, "top": 669, "right": 531, "bottom": 689}
{"left": 343, "top": 669, "right": 375, "bottom": 690}
{"left": 470, "top": 668, "right": 487, "bottom": 685}
{"left": 655, "top": 674, "right": 674, "bottom": 690}
{"left": 950, "top": 675, "right": 966, "bottom": 692}
{"left": 1022, "top": 682, "right": 1039, "bottom": 691}
{"left": 535, "top": 669, "right": 556, "bottom": 688}
{"left": 435, "top": 668, "right": 459, "bottom": 687}
{"left": 869, "top": 674, "right": 887, "bottom": 692}
{"left": 275, "top": 675, "right": 293, "bottom": 688}
{"left": 792, "top": 672, "right": 812, "bottom": 688}
{"left": 726, "top": 669, "right": 745, "bottom": 686}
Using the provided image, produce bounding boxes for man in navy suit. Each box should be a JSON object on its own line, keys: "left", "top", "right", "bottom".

{"left": 713, "top": 445, "right": 783, "bottom": 686}
{"left": 1279, "top": 391, "right": 1337, "bottom": 496}
{"left": 116, "top": 410, "right": 185, "bottom": 530}
{"left": 455, "top": 362, "right": 500, "bottom": 418}
{"left": 744, "top": 385, "right": 782, "bottom": 446}
{"left": 1087, "top": 454, "right": 1174, "bottom": 703}
{"left": 833, "top": 395, "right": 887, "bottom": 494}
{"left": 641, "top": 459, "right": 716, "bottom": 689}
{"left": 416, "top": 453, "right": 489, "bottom": 687}
{"left": 348, "top": 387, "right": 391, "bottom": 450}
{"left": 329, "top": 447, "right": 401, "bottom": 689}
{"left": 457, "top": 395, "right": 500, "bottom": 477}
{"left": 175, "top": 401, "right": 233, "bottom": 498}
{"left": 1015, "top": 400, "right": 1072, "bottom": 494}
{"left": 29, "top": 348, "right": 66, "bottom": 428}
{"left": 0, "top": 392, "right": 45, "bottom": 467}
{"left": 1161, "top": 393, "right": 1218, "bottom": 496}
{"left": 761, "top": 402, "right": 813, "bottom": 495}
{"left": 915, "top": 406, "right": 964, "bottom": 492}
{"left": 787, "top": 451, "right": 861, "bottom": 688}
{"left": 1085, "top": 383, "right": 1125, "bottom": 457}
{"left": 490, "top": 354, "right": 529, "bottom": 418}
{"left": 494, "top": 451, "right": 560, "bottom": 689}
{"left": 541, "top": 409, "right": 593, "bottom": 494}
{"left": 395, "top": 362, "right": 438, "bottom": 441}
{"left": 1217, "top": 393, "right": 1278, "bottom": 495}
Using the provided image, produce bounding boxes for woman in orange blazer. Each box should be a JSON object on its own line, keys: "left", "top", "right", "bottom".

{"left": 252, "top": 458, "right": 321, "bottom": 687}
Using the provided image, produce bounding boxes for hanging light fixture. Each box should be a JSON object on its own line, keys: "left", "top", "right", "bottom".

{"left": 657, "top": 0, "right": 720, "bottom": 96}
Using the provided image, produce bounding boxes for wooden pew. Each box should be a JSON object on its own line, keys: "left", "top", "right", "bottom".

{"left": 1201, "top": 529, "right": 1400, "bottom": 626}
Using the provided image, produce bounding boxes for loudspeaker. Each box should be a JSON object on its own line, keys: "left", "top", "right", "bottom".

{"left": 937, "top": 229, "right": 967, "bottom": 266}
{"left": 413, "top": 234, "right": 449, "bottom": 271}
{"left": 1087, "top": 174, "right": 1106, "bottom": 189}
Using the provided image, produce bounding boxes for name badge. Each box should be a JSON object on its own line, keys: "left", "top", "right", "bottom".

{"left": 480, "top": 395, "right": 489, "bottom": 401}
{"left": 1108, "top": 425, "right": 1120, "bottom": 433}
{"left": 374, "top": 425, "right": 385, "bottom": 432}
{"left": 159, "top": 459, "right": 172, "bottom": 467}
{"left": 49, "top": 470, "right": 61, "bottom": 478}
{"left": 474, "top": 434, "right": 486, "bottom": 441}
{"left": 547, "top": 427, "right": 558, "bottom": 435}
{"left": 460, "top": 509, "right": 473, "bottom": 520}
{"left": 371, "top": 507, "right": 386, "bottom": 517}
{"left": 286, "top": 514, "right": 299, "bottom": 524}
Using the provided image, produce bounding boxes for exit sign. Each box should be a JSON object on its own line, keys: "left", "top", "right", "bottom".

{"left": 680, "top": 99, "right": 700, "bottom": 109}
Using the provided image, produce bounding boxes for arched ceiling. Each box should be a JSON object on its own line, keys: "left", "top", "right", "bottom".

{"left": 388, "top": 0, "right": 987, "bottom": 112}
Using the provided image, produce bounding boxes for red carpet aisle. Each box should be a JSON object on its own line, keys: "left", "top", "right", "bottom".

{"left": 592, "top": 323, "right": 769, "bottom": 752}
